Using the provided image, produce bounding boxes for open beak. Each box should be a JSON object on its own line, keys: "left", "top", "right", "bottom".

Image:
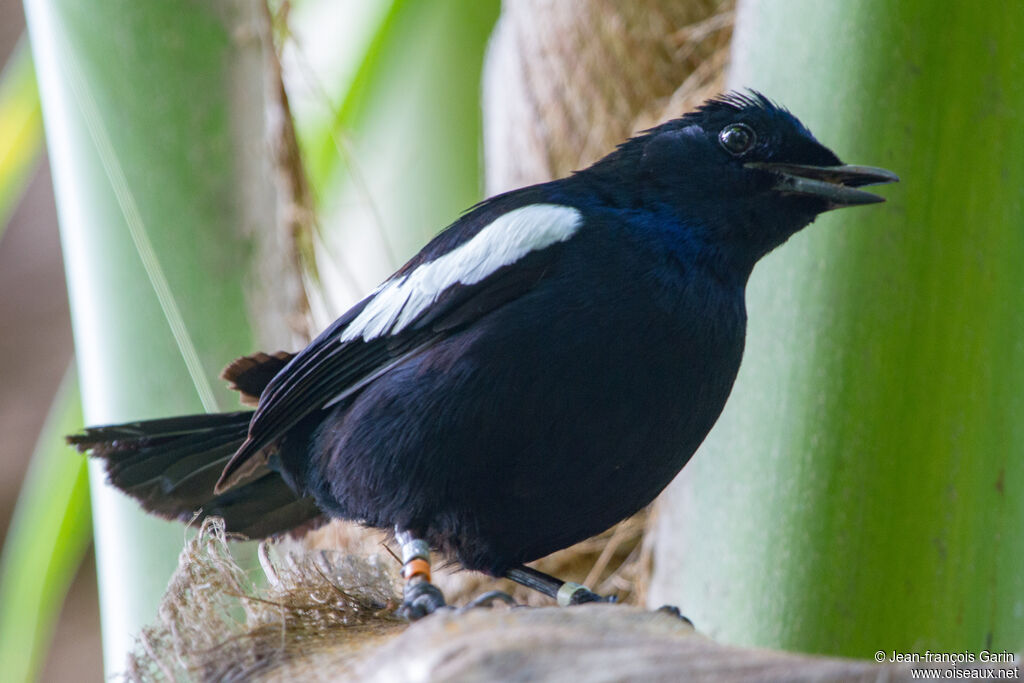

{"left": 746, "top": 162, "right": 900, "bottom": 207}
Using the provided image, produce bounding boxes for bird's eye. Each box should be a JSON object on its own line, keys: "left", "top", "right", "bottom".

{"left": 719, "top": 123, "right": 756, "bottom": 156}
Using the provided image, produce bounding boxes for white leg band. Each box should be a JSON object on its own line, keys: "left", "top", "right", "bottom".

{"left": 557, "top": 581, "right": 589, "bottom": 607}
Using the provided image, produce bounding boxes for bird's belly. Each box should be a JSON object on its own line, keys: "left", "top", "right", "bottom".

{"left": 309, "top": 286, "right": 745, "bottom": 575}
{"left": 474, "top": 339, "right": 739, "bottom": 569}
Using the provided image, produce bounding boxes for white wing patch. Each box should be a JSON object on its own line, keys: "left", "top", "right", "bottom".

{"left": 340, "top": 204, "right": 583, "bottom": 342}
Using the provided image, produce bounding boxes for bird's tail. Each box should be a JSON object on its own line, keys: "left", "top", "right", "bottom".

{"left": 69, "top": 409, "right": 322, "bottom": 539}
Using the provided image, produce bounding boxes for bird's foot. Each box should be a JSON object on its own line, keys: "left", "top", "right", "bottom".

{"left": 558, "top": 581, "right": 617, "bottom": 606}
{"left": 656, "top": 604, "right": 694, "bottom": 626}
{"left": 397, "top": 580, "right": 448, "bottom": 620}
{"left": 458, "top": 590, "right": 520, "bottom": 612}
{"left": 395, "top": 530, "right": 449, "bottom": 620}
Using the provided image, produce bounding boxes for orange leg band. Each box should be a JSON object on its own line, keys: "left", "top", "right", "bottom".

{"left": 403, "top": 557, "right": 431, "bottom": 581}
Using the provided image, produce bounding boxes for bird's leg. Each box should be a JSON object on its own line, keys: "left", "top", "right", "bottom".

{"left": 505, "top": 565, "right": 615, "bottom": 605}
{"left": 395, "top": 528, "right": 447, "bottom": 620}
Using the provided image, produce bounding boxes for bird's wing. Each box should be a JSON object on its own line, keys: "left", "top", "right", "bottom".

{"left": 215, "top": 200, "right": 583, "bottom": 492}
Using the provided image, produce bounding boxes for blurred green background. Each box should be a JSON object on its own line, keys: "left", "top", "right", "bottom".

{"left": 2, "top": 0, "right": 1021, "bottom": 680}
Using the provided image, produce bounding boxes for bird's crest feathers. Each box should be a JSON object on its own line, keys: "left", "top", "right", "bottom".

{"left": 666, "top": 89, "right": 812, "bottom": 138}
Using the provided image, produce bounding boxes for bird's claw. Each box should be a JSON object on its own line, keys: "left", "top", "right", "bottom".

{"left": 397, "top": 581, "right": 448, "bottom": 620}
{"left": 570, "top": 587, "right": 616, "bottom": 605}
{"left": 459, "top": 590, "right": 519, "bottom": 612}
{"left": 557, "top": 581, "right": 617, "bottom": 605}
{"left": 656, "top": 604, "right": 694, "bottom": 626}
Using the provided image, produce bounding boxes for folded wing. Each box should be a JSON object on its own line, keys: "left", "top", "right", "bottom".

{"left": 216, "top": 201, "right": 584, "bottom": 492}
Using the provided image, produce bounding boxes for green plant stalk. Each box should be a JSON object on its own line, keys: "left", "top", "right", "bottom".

{"left": 24, "top": 0, "right": 278, "bottom": 672}
{"left": 300, "top": 0, "right": 500, "bottom": 310}
{"left": 0, "top": 37, "right": 43, "bottom": 239}
{"left": 301, "top": 0, "right": 404, "bottom": 187}
{"left": 651, "top": 0, "right": 1024, "bottom": 656}
{"left": 0, "top": 366, "right": 88, "bottom": 683}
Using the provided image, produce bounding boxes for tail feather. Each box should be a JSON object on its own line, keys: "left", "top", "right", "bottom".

{"left": 220, "top": 351, "right": 295, "bottom": 407}
{"left": 68, "top": 412, "right": 250, "bottom": 454}
{"left": 113, "top": 428, "right": 243, "bottom": 486}
{"left": 69, "top": 410, "right": 323, "bottom": 538}
{"left": 204, "top": 474, "right": 324, "bottom": 538}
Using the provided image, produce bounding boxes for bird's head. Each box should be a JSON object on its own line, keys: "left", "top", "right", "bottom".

{"left": 581, "top": 91, "right": 898, "bottom": 271}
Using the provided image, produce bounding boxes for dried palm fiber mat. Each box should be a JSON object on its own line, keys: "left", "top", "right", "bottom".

{"left": 304, "top": 0, "right": 735, "bottom": 610}
{"left": 123, "top": 519, "right": 403, "bottom": 682}
{"left": 483, "top": 0, "right": 734, "bottom": 194}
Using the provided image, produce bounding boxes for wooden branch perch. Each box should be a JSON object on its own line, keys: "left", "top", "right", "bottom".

{"left": 120, "top": 521, "right": 998, "bottom": 682}
{"left": 346, "top": 606, "right": 912, "bottom": 683}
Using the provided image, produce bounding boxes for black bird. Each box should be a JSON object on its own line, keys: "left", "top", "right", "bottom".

{"left": 69, "top": 92, "right": 897, "bottom": 618}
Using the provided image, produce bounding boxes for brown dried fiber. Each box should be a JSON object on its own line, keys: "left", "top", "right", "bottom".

{"left": 123, "top": 519, "right": 403, "bottom": 682}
